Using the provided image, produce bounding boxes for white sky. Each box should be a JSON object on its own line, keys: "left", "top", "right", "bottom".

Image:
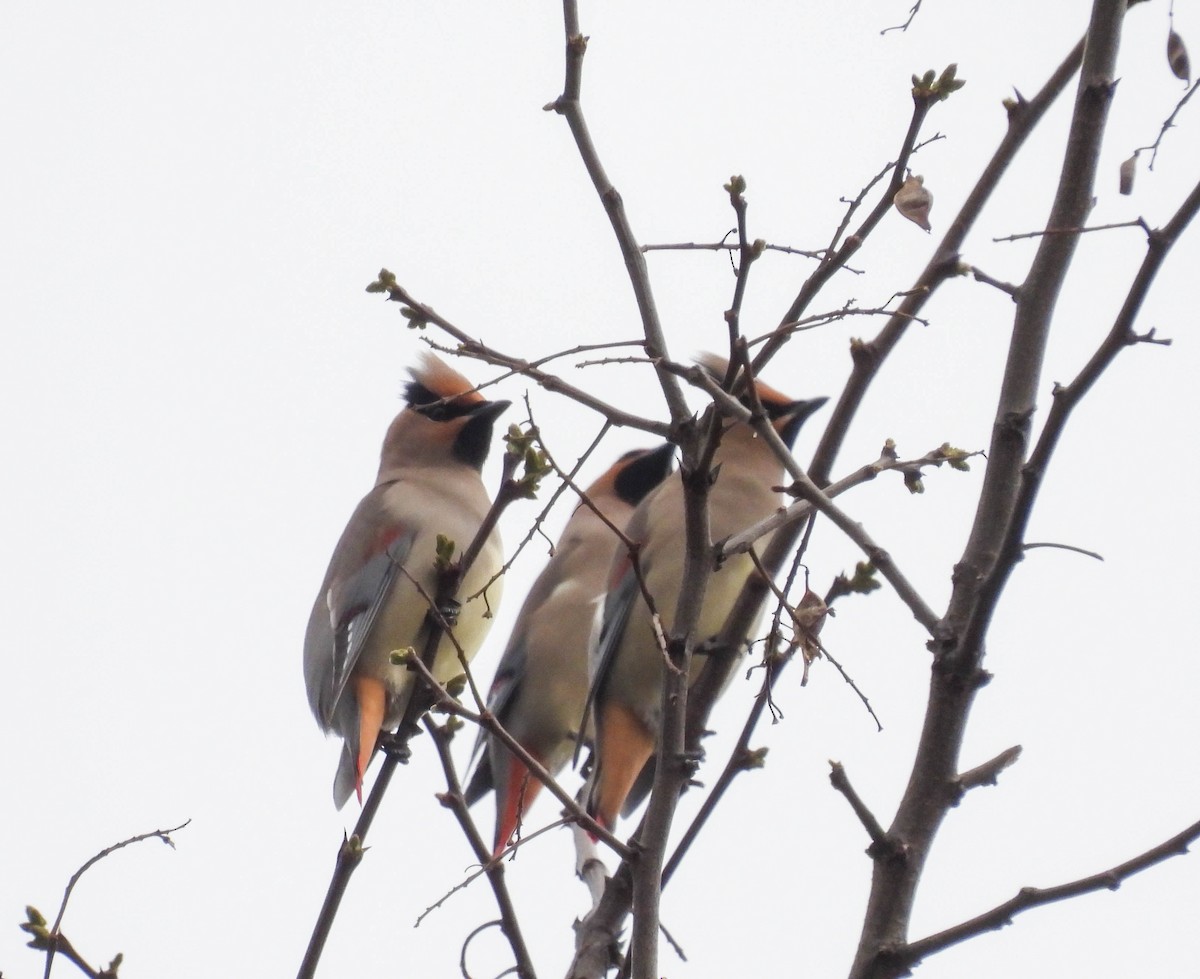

{"left": 4, "top": 2, "right": 1199, "bottom": 977}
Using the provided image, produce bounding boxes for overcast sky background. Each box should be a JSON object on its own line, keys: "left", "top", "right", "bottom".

{"left": 4, "top": 2, "right": 1200, "bottom": 977}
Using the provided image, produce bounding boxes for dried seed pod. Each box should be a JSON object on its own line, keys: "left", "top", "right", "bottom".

{"left": 894, "top": 173, "right": 933, "bottom": 232}
{"left": 1119, "top": 152, "right": 1138, "bottom": 196}
{"left": 1168, "top": 29, "right": 1191, "bottom": 82}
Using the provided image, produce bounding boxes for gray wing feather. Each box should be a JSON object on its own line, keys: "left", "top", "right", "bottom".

{"left": 303, "top": 528, "right": 415, "bottom": 728}
{"left": 463, "top": 632, "right": 528, "bottom": 806}
{"left": 574, "top": 561, "right": 639, "bottom": 769}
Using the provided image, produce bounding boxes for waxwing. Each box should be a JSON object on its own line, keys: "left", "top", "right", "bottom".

{"left": 585, "top": 355, "right": 826, "bottom": 830}
{"left": 304, "top": 353, "right": 509, "bottom": 807}
{"left": 465, "top": 443, "right": 675, "bottom": 854}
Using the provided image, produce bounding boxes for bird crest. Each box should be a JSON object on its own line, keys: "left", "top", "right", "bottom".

{"left": 406, "top": 352, "right": 487, "bottom": 408}
{"left": 695, "top": 352, "right": 794, "bottom": 410}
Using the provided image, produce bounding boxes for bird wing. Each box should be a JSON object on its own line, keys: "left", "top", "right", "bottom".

{"left": 463, "top": 630, "right": 528, "bottom": 805}
{"left": 575, "top": 549, "right": 640, "bottom": 770}
{"left": 303, "top": 505, "right": 417, "bottom": 727}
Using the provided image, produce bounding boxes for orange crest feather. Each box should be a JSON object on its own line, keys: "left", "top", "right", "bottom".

{"left": 409, "top": 352, "right": 486, "bottom": 405}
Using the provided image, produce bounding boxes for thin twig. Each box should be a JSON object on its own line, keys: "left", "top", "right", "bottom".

{"left": 403, "top": 645, "right": 631, "bottom": 859}
{"left": 369, "top": 277, "right": 671, "bottom": 437}
{"left": 1022, "top": 541, "right": 1104, "bottom": 561}
{"left": 417, "top": 817, "right": 571, "bottom": 927}
{"left": 722, "top": 175, "right": 757, "bottom": 358}
{"left": 37, "top": 821, "right": 190, "bottom": 979}
{"left": 642, "top": 239, "right": 822, "bottom": 260}
{"left": 460, "top": 920, "right": 504, "bottom": 979}
{"left": 1132, "top": 76, "right": 1200, "bottom": 169}
{"left": 474, "top": 404, "right": 613, "bottom": 599}
{"left": 992, "top": 217, "right": 1151, "bottom": 242}
{"left": 881, "top": 0, "right": 923, "bottom": 35}
{"left": 754, "top": 86, "right": 940, "bottom": 372}
{"left": 808, "top": 36, "right": 1086, "bottom": 488}
{"left": 691, "top": 369, "right": 940, "bottom": 635}
{"left": 720, "top": 444, "right": 977, "bottom": 559}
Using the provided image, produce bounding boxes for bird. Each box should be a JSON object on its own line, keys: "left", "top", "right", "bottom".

{"left": 464, "top": 443, "right": 676, "bottom": 855}
{"left": 584, "top": 355, "right": 826, "bottom": 831}
{"left": 303, "top": 352, "right": 510, "bottom": 808}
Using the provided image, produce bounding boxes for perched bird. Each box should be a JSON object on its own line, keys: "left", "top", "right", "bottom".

{"left": 464, "top": 444, "right": 675, "bottom": 855}
{"left": 585, "top": 356, "right": 826, "bottom": 831}
{"left": 304, "top": 353, "right": 509, "bottom": 808}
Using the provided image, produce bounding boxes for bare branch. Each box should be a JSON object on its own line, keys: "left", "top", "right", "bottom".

{"left": 368, "top": 275, "right": 670, "bottom": 438}
{"left": 992, "top": 217, "right": 1151, "bottom": 243}
{"left": 754, "top": 80, "right": 942, "bottom": 372}
{"left": 881, "top": 0, "right": 923, "bottom": 35}
{"left": 849, "top": 7, "right": 1132, "bottom": 975}
{"left": 970, "top": 265, "right": 1021, "bottom": 300}
{"left": 547, "top": 0, "right": 689, "bottom": 426}
{"left": 952, "top": 745, "right": 1023, "bottom": 800}
{"left": 568, "top": 865, "right": 633, "bottom": 979}
{"left": 1022, "top": 541, "right": 1104, "bottom": 561}
{"left": 776, "top": 460, "right": 940, "bottom": 636}
{"left": 721, "top": 175, "right": 758, "bottom": 357}
{"left": 720, "top": 444, "right": 977, "bottom": 560}
{"left": 829, "top": 762, "right": 897, "bottom": 857}
{"left": 418, "top": 817, "right": 571, "bottom": 928}
{"left": 808, "top": 35, "right": 1086, "bottom": 487}
{"left": 572, "top": 822, "right": 608, "bottom": 911}
{"left": 901, "top": 815, "right": 1200, "bottom": 967}
{"left": 401, "top": 649, "right": 631, "bottom": 859}
{"left": 1132, "top": 76, "right": 1200, "bottom": 169}
{"left": 957, "top": 174, "right": 1200, "bottom": 680}
{"left": 25, "top": 822, "right": 189, "bottom": 979}
{"left": 474, "top": 404, "right": 613, "bottom": 598}
{"left": 49, "top": 821, "right": 189, "bottom": 944}
{"left": 423, "top": 717, "right": 537, "bottom": 979}
{"left": 460, "top": 921, "right": 506, "bottom": 979}
{"left": 22, "top": 925, "right": 104, "bottom": 979}
{"left": 642, "top": 239, "right": 827, "bottom": 262}
{"left": 661, "top": 571, "right": 828, "bottom": 887}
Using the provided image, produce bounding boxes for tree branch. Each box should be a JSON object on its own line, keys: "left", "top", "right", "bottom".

{"left": 848, "top": 6, "right": 1130, "bottom": 977}
{"left": 547, "top": 0, "right": 689, "bottom": 427}
{"left": 900, "top": 815, "right": 1200, "bottom": 967}
{"left": 23, "top": 822, "right": 189, "bottom": 979}
{"left": 829, "top": 762, "right": 897, "bottom": 857}
{"left": 403, "top": 648, "right": 631, "bottom": 859}
{"left": 753, "top": 72, "right": 939, "bottom": 373}
{"left": 423, "top": 716, "right": 537, "bottom": 979}
{"left": 958, "top": 174, "right": 1200, "bottom": 668}
{"left": 367, "top": 273, "right": 671, "bottom": 438}
{"left": 951, "top": 745, "right": 1022, "bottom": 802}
{"left": 808, "top": 35, "right": 1086, "bottom": 487}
